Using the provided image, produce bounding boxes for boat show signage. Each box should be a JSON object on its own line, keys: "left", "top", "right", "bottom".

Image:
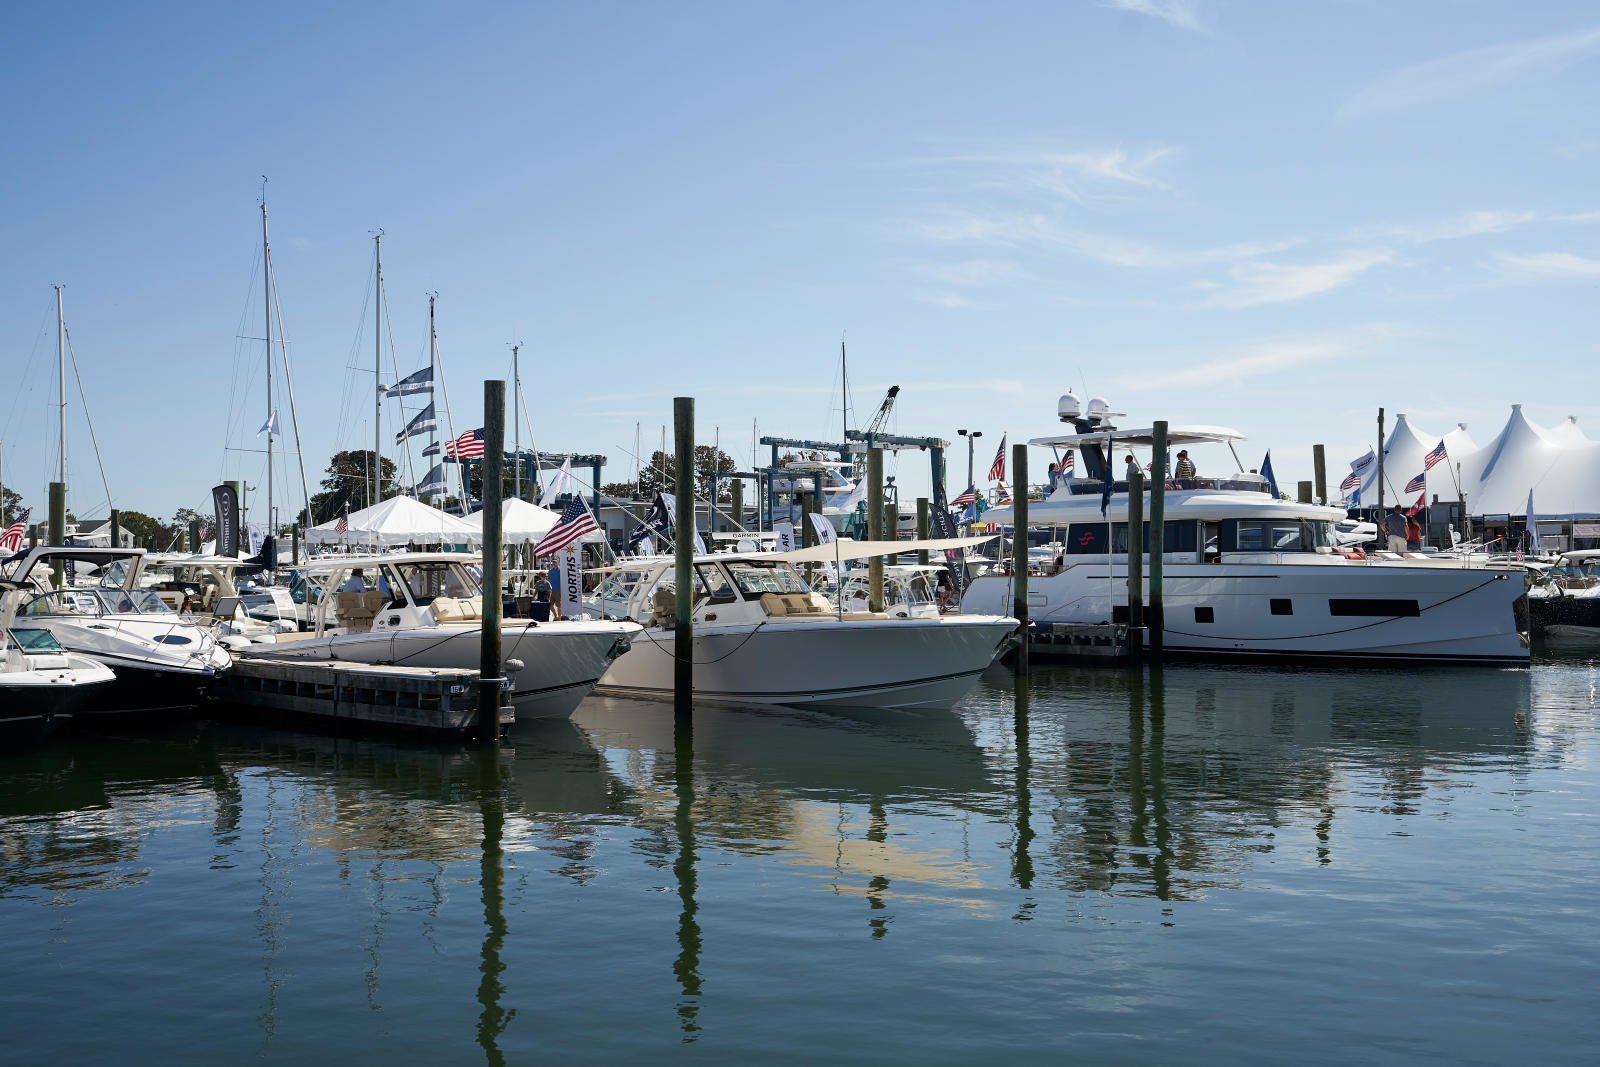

{"left": 211, "top": 483, "right": 240, "bottom": 559}
{"left": 560, "top": 545, "right": 583, "bottom": 620}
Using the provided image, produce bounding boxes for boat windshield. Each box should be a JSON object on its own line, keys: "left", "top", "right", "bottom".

{"left": 1225, "top": 519, "right": 1334, "bottom": 552}
{"left": 6, "top": 627, "right": 64, "bottom": 652}
{"left": 723, "top": 560, "right": 811, "bottom": 597}
{"left": 392, "top": 561, "right": 479, "bottom": 604}
{"left": 22, "top": 587, "right": 174, "bottom": 616}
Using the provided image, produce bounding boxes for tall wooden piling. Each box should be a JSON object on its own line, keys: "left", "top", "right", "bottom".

{"left": 108, "top": 508, "right": 120, "bottom": 550}
{"left": 1011, "top": 443, "right": 1029, "bottom": 674}
{"left": 1148, "top": 422, "right": 1167, "bottom": 659}
{"left": 1126, "top": 469, "right": 1144, "bottom": 648}
{"left": 189, "top": 519, "right": 201, "bottom": 553}
{"left": 48, "top": 482, "right": 65, "bottom": 588}
{"left": 1313, "top": 444, "right": 1328, "bottom": 506}
{"left": 916, "top": 497, "right": 929, "bottom": 565}
{"left": 729, "top": 478, "right": 743, "bottom": 533}
{"left": 866, "top": 447, "right": 885, "bottom": 613}
{"left": 1376, "top": 408, "right": 1386, "bottom": 517}
{"left": 477, "top": 380, "right": 506, "bottom": 744}
{"left": 1297, "top": 481, "right": 1313, "bottom": 504}
{"left": 674, "top": 397, "right": 695, "bottom": 718}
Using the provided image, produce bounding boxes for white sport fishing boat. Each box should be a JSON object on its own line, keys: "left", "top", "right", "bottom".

{"left": 1, "top": 546, "right": 233, "bottom": 714}
{"left": 244, "top": 553, "right": 638, "bottom": 719}
{"left": 0, "top": 587, "right": 117, "bottom": 740}
{"left": 962, "top": 394, "right": 1530, "bottom": 666}
{"left": 594, "top": 546, "right": 1018, "bottom": 710}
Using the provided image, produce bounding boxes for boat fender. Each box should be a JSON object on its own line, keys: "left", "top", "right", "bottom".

{"left": 1340, "top": 547, "right": 1366, "bottom": 560}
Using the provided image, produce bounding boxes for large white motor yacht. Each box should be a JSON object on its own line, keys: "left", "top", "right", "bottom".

{"left": 594, "top": 551, "right": 1018, "bottom": 710}
{"left": 244, "top": 553, "right": 638, "bottom": 719}
{"left": 962, "top": 395, "right": 1530, "bottom": 666}
{"left": 1, "top": 546, "right": 233, "bottom": 714}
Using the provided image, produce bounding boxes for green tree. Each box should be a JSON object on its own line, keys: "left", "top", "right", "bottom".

{"left": 2, "top": 486, "right": 24, "bottom": 525}
{"left": 304, "top": 451, "right": 399, "bottom": 525}
{"left": 115, "top": 510, "right": 168, "bottom": 550}
{"left": 634, "top": 447, "right": 737, "bottom": 500}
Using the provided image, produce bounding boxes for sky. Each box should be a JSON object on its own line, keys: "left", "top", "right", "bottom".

{"left": 3, "top": 1, "right": 1598, "bottom": 522}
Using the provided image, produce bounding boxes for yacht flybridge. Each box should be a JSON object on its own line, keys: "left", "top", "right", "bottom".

{"left": 594, "top": 545, "right": 1018, "bottom": 710}
{"left": 243, "top": 553, "right": 638, "bottom": 719}
{"left": 961, "top": 394, "right": 1530, "bottom": 666}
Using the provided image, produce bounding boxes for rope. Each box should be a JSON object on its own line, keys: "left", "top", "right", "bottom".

{"left": 633, "top": 618, "right": 770, "bottom": 665}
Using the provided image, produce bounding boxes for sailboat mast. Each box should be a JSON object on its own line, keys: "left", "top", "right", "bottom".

{"left": 840, "top": 339, "right": 848, "bottom": 444}
{"left": 512, "top": 343, "right": 521, "bottom": 502}
{"left": 428, "top": 293, "right": 439, "bottom": 506}
{"left": 373, "top": 231, "right": 384, "bottom": 508}
{"left": 262, "top": 197, "right": 274, "bottom": 541}
{"left": 55, "top": 286, "right": 66, "bottom": 493}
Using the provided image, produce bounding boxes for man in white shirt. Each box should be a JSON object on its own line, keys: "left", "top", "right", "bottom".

{"left": 341, "top": 568, "right": 369, "bottom": 593}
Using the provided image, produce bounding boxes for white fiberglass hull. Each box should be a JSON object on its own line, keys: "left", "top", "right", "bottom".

{"left": 22, "top": 617, "right": 232, "bottom": 714}
{"left": 246, "top": 620, "right": 638, "bottom": 719}
{"left": 596, "top": 615, "right": 1018, "bottom": 710}
{"left": 962, "top": 560, "right": 1529, "bottom": 665}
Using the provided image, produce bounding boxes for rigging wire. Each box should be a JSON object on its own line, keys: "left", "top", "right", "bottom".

{"left": 267, "top": 237, "right": 314, "bottom": 527}
{"left": 62, "top": 324, "right": 115, "bottom": 517}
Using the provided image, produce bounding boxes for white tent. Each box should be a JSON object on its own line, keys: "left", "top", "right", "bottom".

{"left": 304, "top": 495, "right": 480, "bottom": 546}
{"left": 466, "top": 498, "right": 562, "bottom": 541}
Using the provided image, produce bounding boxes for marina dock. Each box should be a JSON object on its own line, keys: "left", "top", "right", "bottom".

{"left": 214, "top": 657, "right": 514, "bottom": 735}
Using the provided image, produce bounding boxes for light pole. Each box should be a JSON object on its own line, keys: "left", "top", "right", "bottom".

{"left": 957, "top": 429, "right": 983, "bottom": 491}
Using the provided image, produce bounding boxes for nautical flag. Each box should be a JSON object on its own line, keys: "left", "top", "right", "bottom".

{"left": 1350, "top": 448, "right": 1375, "bottom": 473}
{"left": 951, "top": 485, "right": 978, "bottom": 507}
{"left": 0, "top": 508, "right": 30, "bottom": 552}
{"left": 390, "top": 365, "right": 434, "bottom": 397}
{"left": 540, "top": 457, "right": 575, "bottom": 508}
{"left": 535, "top": 496, "right": 599, "bottom": 558}
{"left": 838, "top": 473, "right": 869, "bottom": 515}
{"left": 987, "top": 436, "right": 1007, "bottom": 482}
{"left": 422, "top": 441, "right": 441, "bottom": 458}
{"left": 1405, "top": 472, "right": 1426, "bottom": 495}
{"left": 395, "top": 402, "right": 436, "bottom": 444}
{"left": 335, "top": 513, "right": 349, "bottom": 535}
{"left": 1261, "top": 451, "right": 1280, "bottom": 498}
{"left": 1423, "top": 440, "right": 1448, "bottom": 470}
{"left": 1339, "top": 471, "right": 1361, "bottom": 492}
{"left": 1406, "top": 491, "right": 1427, "bottom": 517}
{"left": 1100, "top": 432, "right": 1115, "bottom": 516}
{"left": 445, "top": 428, "right": 486, "bottom": 459}
{"left": 257, "top": 409, "right": 281, "bottom": 437}
{"left": 415, "top": 464, "right": 449, "bottom": 496}
{"left": 628, "top": 493, "right": 672, "bottom": 551}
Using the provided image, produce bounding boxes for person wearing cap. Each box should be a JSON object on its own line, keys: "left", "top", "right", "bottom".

{"left": 1174, "top": 449, "right": 1197, "bottom": 482}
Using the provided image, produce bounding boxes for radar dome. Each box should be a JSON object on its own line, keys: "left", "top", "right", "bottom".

{"left": 1086, "top": 396, "right": 1111, "bottom": 423}
{"left": 1058, "top": 392, "right": 1082, "bottom": 422}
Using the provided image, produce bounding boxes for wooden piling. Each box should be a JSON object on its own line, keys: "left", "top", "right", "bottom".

{"left": 1313, "top": 444, "right": 1327, "bottom": 506}
{"left": 1011, "top": 443, "right": 1029, "bottom": 674}
{"left": 1297, "top": 480, "right": 1313, "bottom": 504}
{"left": 189, "top": 519, "right": 201, "bottom": 553}
{"left": 1126, "top": 469, "right": 1144, "bottom": 644}
{"left": 674, "top": 397, "right": 695, "bottom": 718}
{"left": 1376, "top": 408, "right": 1386, "bottom": 517}
{"left": 1148, "top": 422, "right": 1167, "bottom": 659}
{"left": 729, "top": 478, "right": 743, "bottom": 533}
{"left": 48, "top": 482, "right": 65, "bottom": 588}
{"left": 108, "top": 508, "right": 120, "bottom": 550}
{"left": 916, "top": 497, "right": 930, "bottom": 565}
{"left": 867, "top": 447, "right": 885, "bottom": 613}
{"left": 477, "top": 380, "right": 506, "bottom": 744}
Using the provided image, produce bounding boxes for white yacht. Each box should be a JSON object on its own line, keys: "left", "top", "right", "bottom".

{"left": 0, "top": 588, "right": 117, "bottom": 740}
{"left": 961, "top": 395, "right": 1530, "bottom": 666}
{"left": 1, "top": 546, "right": 233, "bottom": 714}
{"left": 244, "top": 553, "right": 638, "bottom": 719}
{"left": 594, "top": 551, "right": 1018, "bottom": 710}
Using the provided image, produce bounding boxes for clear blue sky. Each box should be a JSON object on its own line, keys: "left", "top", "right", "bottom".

{"left": 3, "top": 1, "right": 1597, "bottom": 521}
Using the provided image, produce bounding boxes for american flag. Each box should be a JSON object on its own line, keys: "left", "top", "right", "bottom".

{"left": 1339, "top": 471, "right": 1361, "bottom": 492}
{"left": 198, "top": 524, "right": 209, "bottom": 541}
{"left": 0, "top": 508, "right": 31, "bottom": 553}
{"left": 335, "top": 513, "right": 349, "bottom": 535}
{"left": 445, "top": 428, "right": 486, "bottom": 459}
{"left": 987, "top": 435, "right": 1007, "bottom": 482}
{"left": 1062, "top": 450, "right": 1074, "bottom": 473}
{"left": 535, "top": 496, "right": 599, "bottom": 558}
{"left": 1405, "top": 472, "right": 1426, "bottom": 494}
{"left": 951, "top": 485, "right": 978, "bottom": 506}
{"left": 1423, "top": 440, "right": 1448, "bottom": 470}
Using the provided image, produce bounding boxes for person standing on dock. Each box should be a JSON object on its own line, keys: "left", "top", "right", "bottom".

{"left": 1385, "top": 506, "right": 1408, "bottom": 553}
{"left": 546, "top": 560, "right": 564, "bottom": 620}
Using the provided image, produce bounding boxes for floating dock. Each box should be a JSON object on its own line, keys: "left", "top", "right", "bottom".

{"left": 213, "top": 658, "right": 514, "bottom": 736}
{"left": 1024, "top": 622, "right": 1141, "bottom": 664}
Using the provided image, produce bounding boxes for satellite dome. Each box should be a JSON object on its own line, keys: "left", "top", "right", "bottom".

{"left": 1086, "top": 396, "right": 1111, "bottom": 423}
{"left": 1058, "top": 392, "right": 1082, "bottom": 421}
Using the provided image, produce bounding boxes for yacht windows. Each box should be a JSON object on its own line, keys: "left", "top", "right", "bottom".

{"left": 1221, "top": 519, "right": 1333, "bottom": 552}
{"left": 1194, "top": 606, "right": 1215, "bottom": 623}
{"left": 394, "top": 561, "right": 477, "bottom": 605}
{"left": 1270, "top": 598, "right": 1293, "bottom": 616}
{"left": 1070, "top": 521, "right": 1200, "bottom": 555}
{"left": 723, "top": 560, "right": 810, "bottom": 598}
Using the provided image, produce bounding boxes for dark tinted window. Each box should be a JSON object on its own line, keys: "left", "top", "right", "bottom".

{"left": 1194, "top": 606, "right": 1214, "bottom": 623}
{"left": 1270, "top": 598, "right": 1293, "bottom": 616}
{"left": 1328, "top": 599, "right": 1420, "bottom": 617}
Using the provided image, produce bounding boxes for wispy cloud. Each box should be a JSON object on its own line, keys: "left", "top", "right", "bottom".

{"left": 908, "top": 209, "right": 1294, "bottom": 269}
{"left": 1104, "top": 0, "right": 1204, "bottom": 33}
{"left": 1341, "top": 25, "right": 1600, "bottom": 118}
{"left": 1197, "top": 250, "right": 1392, "bottom": 309}
{"left": 902, "top": 143, "right": 1176, "bottom": 205}
{"left": 1492, "top": 251, "right": 1600, "bottom": 281}
{"left": 927, "top": 258, "right": 1024, "bottom": 287}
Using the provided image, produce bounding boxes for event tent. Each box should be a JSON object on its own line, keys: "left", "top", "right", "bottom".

{"left": 466, "top": 498, "right": 563, "bottom": 541}
{"left": 304, "top": 494, "right": 480, "bottom": 546}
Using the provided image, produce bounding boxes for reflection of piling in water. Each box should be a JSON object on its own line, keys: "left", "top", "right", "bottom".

{"left": 1012, "top": 678, "right": 1034, "bottom": 892}
{"left": 476, "top": 750, "right": 511, "bottom": 1065}
{"left": 672, "top": 716, "right": 702, "bottom": 1040}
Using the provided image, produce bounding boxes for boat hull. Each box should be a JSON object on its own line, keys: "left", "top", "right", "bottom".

{"left": 595, "top": 616, "right": 1018, "bottom": 710}
{"left": 244, "top": 621, "right": 637, "bottom": 720}
{"left": 81, "top": 656, "right": 218, "bottom": 716}
{"left": 963, "top": 560, "right": 1529, "bottom": 666}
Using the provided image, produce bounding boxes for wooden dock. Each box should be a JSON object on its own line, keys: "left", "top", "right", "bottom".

{"left": 213, "top": 657, "right": 514, "bottom": 736}
{"left": 1024, "top": 622, "right": 1142, "bottom": 664}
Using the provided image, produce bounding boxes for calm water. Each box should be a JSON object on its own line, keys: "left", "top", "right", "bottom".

{"left": 4, "top": 661, "right": 1599, "bottom": 1065}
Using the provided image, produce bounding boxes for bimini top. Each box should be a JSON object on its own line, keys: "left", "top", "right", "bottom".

{"left": 1027, "top": 424, "right": 1247, "bottom": 449}
{"left": 293, "top": 551, "right": 478, "bottom": 572}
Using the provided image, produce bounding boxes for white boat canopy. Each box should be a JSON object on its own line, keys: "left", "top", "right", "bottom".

{"left": 304, "top": 495, "right": 481, "bottom": 547}
{"left": 1027, "top": 424, "right": 1246, "bottom": 449}
{"left": 773, "top": 536, "right": 998, "bottom": 566}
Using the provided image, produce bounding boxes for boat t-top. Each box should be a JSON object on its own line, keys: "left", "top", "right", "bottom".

{"left": 962, "top": 393, "right": 1529, "bottom": 665}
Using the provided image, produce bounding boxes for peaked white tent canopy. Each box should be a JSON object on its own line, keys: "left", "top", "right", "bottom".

{"left": 466, "top": 498, "right": 562, "bottom": 540}
{"left": 304, "top": 495, "right": 481, "bottom": 546}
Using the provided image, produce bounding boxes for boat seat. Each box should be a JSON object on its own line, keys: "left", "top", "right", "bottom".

{"left": 761, "top": 593, "right": 789, "bottom": 616}
{"left": 336, "top": 590, "right": 379, "bottom": 631}
{"left": 651, "top": 588, "right": 676, "bottom": 627}
{"left": 432, "top": 596, "right": 482, "bottom": 624}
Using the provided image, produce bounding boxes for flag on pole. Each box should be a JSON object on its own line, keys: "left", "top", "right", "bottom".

{"left": 1406, "top": 491, "right": 1427, "bottom": 517}
{"left": 1261, "top": 451, "right": 1280, "bottom": 498}
{"left": 445, "top": 428, "right": 486, "bottom": 459}
{"left": 257, "top": 410, "right": 281, "bottom": 437}
{"left": 197, "top": 524, "right": 209, "bottom": 542}
{"left": 1423, "top": 440, "right": 1449, "bottom": 470}
{"left": 1404, "top": 472, "right": 1426, "bottom": 495}
{"left": 395, "top": 402, "right": 436, "bottom": 444}
{"left": 1062, "top": 450, "right": 1074, "bottom": 474}
{"left": 535, "top": 496, "right": 599, "bottom": 557}
{"left": 1525, "top": 487, "right": 1537, "bottom": 551}
{"left": 540, "top": 457, "right": 575, "bottom": 508}
{"left": 422, "top": 441, "right": 441, "bottom": 458}
{"left": 0, "top": 508, "right": 30, "bottom": 552}
{"left": 1100, "top": 432, "right": 1115, "bottom": 516}
{"left": 414, "top": 464, "right": 449, "bottom": 496}
{"left": 951, "top": 485, "right": 978, "bottom": 507}
{"left": 987, "top": 435, "right": 1007, "bottom": 482}
{"left": 335, "top": 513, "right": 349, "bottom": 535}
{"left": 389, "top": 365, "right": 434, "bottom": 397}
{"left": 1339, "top": 471, "right": 1361, "bottom": 492}
{"left": 1350, "top": 448, "right": 1375, "bottom": 473}
{"left": 628, "top": 493, "right": 672, "bottom": 552}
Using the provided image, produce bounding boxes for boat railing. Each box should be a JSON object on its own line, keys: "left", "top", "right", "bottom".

{"left": 1062, "top": 473, "right": 1269, "bottom": 496}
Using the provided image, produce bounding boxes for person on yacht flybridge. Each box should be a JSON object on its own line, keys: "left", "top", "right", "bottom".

{"left": 1174, "top": 449, "right": 1197, "bottom": 482}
